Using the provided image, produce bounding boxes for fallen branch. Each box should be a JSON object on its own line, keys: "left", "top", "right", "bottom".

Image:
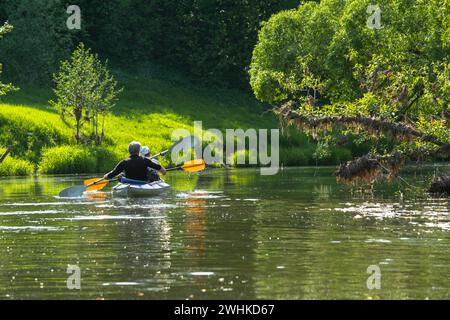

{"left": 277, "top": 106, "right": 449, "bottom": 189}
{"left": 428, "top": 174, "right": 450, "bottom": 196}
{"left": 335, "top": 153, "right": 404, "bottom": 184}
{"left": 0, "top": 146, "right": 11, "bottom": 164}
{"left": 277, "top": 105, "right": 449, "bottom": 152}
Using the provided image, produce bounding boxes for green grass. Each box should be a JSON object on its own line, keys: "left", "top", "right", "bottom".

{"left": 0, "top": 148, "right": 34, "bottom": 176}
{"left": 0, "top": 67, "right": 336, "bottom": 175}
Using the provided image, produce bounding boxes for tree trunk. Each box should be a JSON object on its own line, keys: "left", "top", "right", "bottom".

{"left": 74, "top": 106, "right": 82, "bottom": 143}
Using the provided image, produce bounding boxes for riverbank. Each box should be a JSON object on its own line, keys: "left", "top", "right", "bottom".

{"left": 0, "top": 68, "right": 357, "bottom": 176}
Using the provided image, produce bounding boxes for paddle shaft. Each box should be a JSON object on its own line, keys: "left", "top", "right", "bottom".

{"left": 86, "top": 178, "right": 106, "bottom": 187}
{"left": 150, "top": 150, "right": 169, "bottom": 159}
{"left": 150, "top": 135, "right": 197, "bottom": 160}
{"left": 166, "top": 166, "right": 182, "bottom": 172}
{"left": 166, "top": 162, "right": 204, "bottom": 172}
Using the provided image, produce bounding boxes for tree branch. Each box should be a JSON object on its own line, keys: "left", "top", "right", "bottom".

{"left": 277, "top": 105, "right": 449, "bottom": 150}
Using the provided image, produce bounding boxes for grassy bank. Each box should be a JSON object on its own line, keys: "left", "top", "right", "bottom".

{"left": 0, "top": 67, "right": 354, "bottom": 176}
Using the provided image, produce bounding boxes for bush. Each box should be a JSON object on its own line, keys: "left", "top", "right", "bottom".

{"left": 0, "top": 107, "right": 70, "bottom": 164}
{"left": 0, "top": 0, "right": 77, "bottom": 84}
{"left": 0, "top": 157, "right": 34, "bottom": 176}
{"left": 280, "top": 147, "right": 311, "bottom": 166}
{"left": 90, "top": 146, "right": 124, "bottom": 173}
{"left": 39, "top": 145, "right": 97, "bottom": 174}
{"left": 226, "top": 149, "right": 259, "bottom": 167}
{"left": 331, "top": 148, "right": 352, "bottom": 164}
{"left": 38, "top": 145, "right": 128, "bottom": 174}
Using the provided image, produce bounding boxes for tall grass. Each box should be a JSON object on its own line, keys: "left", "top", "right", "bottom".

{"left": 0, "top": 105, "right": 72, "bottom": 163}
{"left": 0, "top": 156, "right": 34, "bottom": 176}
{"left": 39, "top": 145, "right": 97, "bottom": 174}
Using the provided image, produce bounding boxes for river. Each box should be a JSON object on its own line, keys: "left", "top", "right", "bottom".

{"left": 0, "top": 166, "right": 449, "bottom": 299}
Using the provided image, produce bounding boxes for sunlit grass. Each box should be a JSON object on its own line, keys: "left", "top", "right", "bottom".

{"left": 0, "top": 69, "right": 321, "bottom": 175}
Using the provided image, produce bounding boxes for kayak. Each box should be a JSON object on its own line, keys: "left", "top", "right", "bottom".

{"left": 112, "top": 177, "right": 170, "bottom": 198}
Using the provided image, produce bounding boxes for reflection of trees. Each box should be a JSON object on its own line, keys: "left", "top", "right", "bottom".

{"left": 3, "top": 168, "right": 450, "bottom": 299}
{"left": 165, "top": 171, "right": 199, "bottom": 192}
{"left": 249, "top": 167, "right": 450, "bottom": 299}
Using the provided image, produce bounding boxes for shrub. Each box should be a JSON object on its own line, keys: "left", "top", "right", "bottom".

{"left": 0, "top": 0, "right": 76, "bottom": 84}
{"left": 280, "top": 147, "right": 310, "bottom": 166}
{"left": 331, "top": 148, "right": 352, "bottom": 164}
{"left": 0, "top": 107, "right": 70, "bottom": 164}
{"left": 226, "top": 149, "right": 259, "bottom": 167}
{"left": 0, "top": 157, "right": 34, "bottom": 176}
{"left": 38, "top": 145, "right": 129, "bottom": 174}
{"left": 90, "top": 146, "right": 124, "bottom": 173}
{"left": 39, "top": 145, "right": 96, "bottom": 174}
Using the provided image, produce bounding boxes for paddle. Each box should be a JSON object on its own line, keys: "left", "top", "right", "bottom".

{"left": 150, "top": 135, "right": 198, "bottom": 159}
{"left": 0, "top": 147, "right": 11, "bottom": 164}
{"left": 167, "top": 159, "right": 206, "bottom": 172}
{"left": 83, "top": 178, "right": 110, "bottom": 191}
{"left": 59, "top": 178, "right": 108, "bottom": 198}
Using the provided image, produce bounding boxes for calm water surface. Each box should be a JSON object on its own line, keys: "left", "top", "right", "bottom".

{"left": 0, "top": 166, "right": 449, "bottom": 299}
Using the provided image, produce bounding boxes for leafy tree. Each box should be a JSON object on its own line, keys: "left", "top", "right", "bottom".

{"left": 50, "top": 43, "right": 122, "bottom": 145}
{"left": 0, "top": 0, "right": 301, "bottom": 88}
{"left": 250, "top": 0, "right": 450, "bottom": 187}
{"left": 0, "top": 22, "right": 16, "bottom": 96}
{"left": 66, "top": 0, "right": 299, "bottom": 88}
{"left": 0, "top": 0, "right": 79, "bottom": 84}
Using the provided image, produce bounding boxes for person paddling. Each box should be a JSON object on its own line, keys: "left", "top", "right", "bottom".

{"left": 140, "top": 145, "right": 162, "bottom": 182}
{"left": 103, "top": 141, "right": 166, "bottom": 182}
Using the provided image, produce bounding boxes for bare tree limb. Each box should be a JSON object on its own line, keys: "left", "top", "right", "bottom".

{"left": 0, "top": 146, "right": 11, "bottom": 164}
{"left": 277, "top": 105, "right": 449, "bottom": 151}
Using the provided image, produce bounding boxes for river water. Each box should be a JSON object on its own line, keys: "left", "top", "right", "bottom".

{"left": 0, "top": 166, "right": 449, "bottom": 299}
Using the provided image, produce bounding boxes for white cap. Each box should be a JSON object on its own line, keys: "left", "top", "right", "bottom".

{"left": 140, "top": 146, "right": 150, "bottom": 156}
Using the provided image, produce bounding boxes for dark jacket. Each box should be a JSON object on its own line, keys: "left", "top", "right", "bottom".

{"left": 106, "top": 155, "right": 162, "bottom": 181}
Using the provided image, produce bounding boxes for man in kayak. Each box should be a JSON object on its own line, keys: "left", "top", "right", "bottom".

{"left": 103, "top": 141, "right": 166, "bottom": 181}
{"left": 140, "top": 146, "right": 162, "bottom": 182}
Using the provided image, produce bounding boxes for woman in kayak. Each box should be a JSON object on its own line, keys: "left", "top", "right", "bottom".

{"left": 140, "top": 145, "right": 162, "bottom": 182}
{"left": 103, "top": 141, "right": 166, "bottom": 182}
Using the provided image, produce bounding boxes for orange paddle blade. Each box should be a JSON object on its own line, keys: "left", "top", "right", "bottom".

{"left": 84, "top": 178, "right": 102, "bottom": 186}
{"left": 84, "top": 178, "right": 109, "bottom": 191}
{"left": 181, "top": 159, "right": 206, "bottom": 172}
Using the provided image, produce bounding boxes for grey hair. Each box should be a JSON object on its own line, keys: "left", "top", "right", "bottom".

{"left": 128, "top": 141, "right": 141, "bottom": 155}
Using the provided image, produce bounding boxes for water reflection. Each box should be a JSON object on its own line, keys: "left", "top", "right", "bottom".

{"left": 0, "top": 166, "right": 449, "bottom": 299}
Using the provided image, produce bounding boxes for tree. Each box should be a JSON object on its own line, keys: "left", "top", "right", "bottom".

{"left": 0, "top": 0, "right": 78, "bottom": 84}
{"left": 0, "top": 21, "right": 16, "bottom": 96}
{"left": 50, "top": 43, "right": 122, "bottom": 145}
{"left": 250, "top": 0, "right": 450, "bottom": 190}
{"left": 64, "top": 0, "right": 300, "bottom": 88}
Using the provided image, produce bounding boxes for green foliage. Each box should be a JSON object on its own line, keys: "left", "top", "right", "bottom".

{"left": 330, "top": 148, "right": 352, "bottom": 164}
{"left": 250, "top": 0, "right": 450, "bottom": 159}
{"left": 0, "top": 21, "right": 17, "bottom": 96}
{"left": 90, "top": 146, "right": 124, "bottom": 173}
{"left": 38, "top": 144, "right": 126, "bottom": 174}
{"left": 251, "top": 0, "right": 449, "bottom": 105}
{"left": 50, "top": 43, "right": 122, "bottom": 145}
{"left": 0, "top": 105, "right": 71, "bottom": 163}
{"left": 1, "top": 66, "right": 357, "bottom": 176}
{"left": 280, "top": 147, "right": 310, "bottom": 166}
{"left": 39, "top": 145, "right": 97, "bottom": 174}
{"left": 0, "top": 0, "right": 298, "bottom": 88}
{"left": 0, "top": 156, "right": 34, "bottom": 176}
{"left": 0, "top": 0, "right": 78, "bottom": 84}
